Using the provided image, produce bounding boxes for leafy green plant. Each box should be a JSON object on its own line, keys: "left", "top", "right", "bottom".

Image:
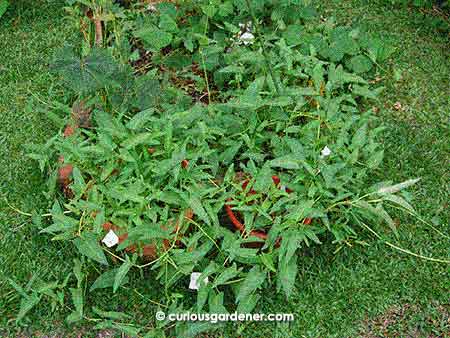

{"left": 22, "top": 0, "right": 443, "bottom": 336}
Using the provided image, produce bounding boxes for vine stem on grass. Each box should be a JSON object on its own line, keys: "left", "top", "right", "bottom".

{"left": 4, "top": 197, "right": 72, "bottom": 217}
{"left": 354, "top": 215, "right": 450, "bottom": 264}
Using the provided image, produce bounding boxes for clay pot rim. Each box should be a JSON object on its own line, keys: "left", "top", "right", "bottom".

{"left": 225, "top": 175, "right": 312, "bottom": 243}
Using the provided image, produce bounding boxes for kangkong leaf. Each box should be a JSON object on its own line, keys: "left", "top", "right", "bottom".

{"left": 377, "top": 178, "right": 421, "bottom": 194}
{"left": 73, "top": 233, "right": 108, "bottom": 265}
{"left": 121, "top": 132, "right": 160, "bottom": 149}
{"left": 113, "top": 258, "right": 132, "bottom": 293}
{"left": 236, "top": 266, "right": 266, "bottom": 303}
{"left": 254, "top": 163, "right": 273, "bottom": 193}
{"left": 90, "top": 269, "right": 129, "bottom": 291}
{"left": 277, "top": 256, "right": 298, "bottom": 298}
{"left": 188, "top": 196, "right": 211, "bottom": 225}
{"left": 212, "top": 264, "right": 240, "bottom": 287}
{"left": 270, "top": 156, "right": 300, "bottom": 169}
{"left": 66, "top": 288, "right": 83, "bottom": 323}
{"left": 126, "top": 108, "right": 155, "bottom": 130}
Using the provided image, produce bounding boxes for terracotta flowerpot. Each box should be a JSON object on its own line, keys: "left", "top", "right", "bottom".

{"left": 225, "top": 175, "right": 312, "bottom": 244}
{"left": 57, "top": 101, "right": 92, "bottom": 197}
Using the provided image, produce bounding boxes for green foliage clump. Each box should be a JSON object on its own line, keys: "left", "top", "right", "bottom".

{"left": 21, "top": 0, "right": 424, "bottom": 335}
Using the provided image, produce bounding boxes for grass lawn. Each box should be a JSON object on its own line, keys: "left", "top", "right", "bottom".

{"left": 0, "top": 0, "right": 448, "bottom": 337}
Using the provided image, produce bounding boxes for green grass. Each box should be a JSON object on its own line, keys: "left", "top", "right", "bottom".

{"left": 0, "top": 0, "right": 448, "bottom": 337}
{"left": 0, "top": 0, "right": 79, "bottom": 334}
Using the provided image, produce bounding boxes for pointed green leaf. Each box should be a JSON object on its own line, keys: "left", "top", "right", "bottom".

{"left": 90, "top": 269, "right": 129, "bottom": 291}
{"left": 377, "top": 178, "right": 420, "bottom": 194}
{"left": 113, "top": 258, "right": 132, "bottom": 293}
{"left": 236, "top": 266, "right": 265, "bottom": 303}
{"left": 277, "top": 256, "right": 298, "bottom": 298}
{"left": 73, "top": 233, "right": 108, "bottom": 265}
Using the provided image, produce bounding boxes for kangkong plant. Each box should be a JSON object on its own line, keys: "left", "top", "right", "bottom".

{"left": 20, "top": 0, "right": 433, "bottom": 336}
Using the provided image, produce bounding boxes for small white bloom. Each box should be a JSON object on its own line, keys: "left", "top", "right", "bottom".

{"left": 320, "top": 146, "right": 332, "bottom": 158}
{"left": 239, "top": 32, "right": 255, "bottom": 45}
{"left": 102, "top": 230, "right": 119, "bottom": 248}
{"left": 189, "top": 272, "right": 208, "bottom": 290}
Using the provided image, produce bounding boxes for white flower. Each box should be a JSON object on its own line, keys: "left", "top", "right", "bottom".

{"left": 239, "top": 32, "right": 255, "bottom": 45}
{"left": 320, "top": 146, "right": 332, "bottom": 158}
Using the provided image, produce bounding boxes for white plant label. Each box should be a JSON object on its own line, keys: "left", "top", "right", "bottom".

{"left": 189, "top": 272, "right": 208, "bottom": 290}
{"left": 320, "top": 146, "right": 332, "bottom": 158}
{"left": 102, "top": 230, "right": 119, "bottom": 248}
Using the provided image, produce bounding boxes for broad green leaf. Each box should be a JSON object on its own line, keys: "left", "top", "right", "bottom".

{"left": 377, "top": 178, "right": 421, "bottom": 194}
{"left": 73, "top": 259, "right": 84, "bottom": 289}
{"left": 121, "top": 132, "right": 160, "bottom": 149}
{"left": 71, "top": 167, "right": 85, "bottom": 196}
{"left": 367, "top": 150, "right": 384, "bottom": 169}
{"left": 134, "top": 26, "right": 172, "bottom": 51}
{"left": 73, "top": 233, "right": 108, "bottom": 265}
{"left": 352, "top": 124, "right": 367, "bottom": 149}
{"left": 236, "top": 292, "right": 261, "bottom": 314}
{"left": 354, "top": 201, "right": 398, "bottom": 236}
{"left": 277, "top": 256, "right": 298, "bottom": 298}
{"left": 90, "top": 269, "right": 129, "bottom": 291}
{"left": 196, "top": 284, "right": 210, "bottom": 311}
{"left": 212, "top": 264, "right": 240, "bottom": 287}
{"left": 40, "top": 214, "right": 78, "bottom": 234}
{"left": 188, "top": 196, "right": 211, "bottom": 225}
{"left": 113, "top": 258, "right": 132, "bottom": 293}
{"left": 126, "top": 109, "right": 155, "bottom": 130}
{"left": 352, "top": 85, "right": 382, "bottom": 100}
{"left": 201, "top": 4, "right": 217, "bottom": 17}
{"left": 67, "top": 287, "right": 83, "bottom": 323}
{"left": 159, "top": 13, "right": 178, "bottom": 33}
{"left": 382, "top": 194, "right": 415, "bottom": 213}
{"left": 254, "top": 163, "right": 272, "bottom": 193}
{"left": 260, "top": 253, "right": 276, "bottom": 273}
{"left": 208, "top": 290, "right": 228, "bottom": 314}
{"left": 8, "top": 279, "right": 29, "bottom": 299}
{"left": 270, "top": 156, "right": 300, "bottom": 169}
{"left": 267, "top": 96, "right": 293, "bottom": 107}
{"left": 236, "top": 266, "right": 265, "bottom": 303}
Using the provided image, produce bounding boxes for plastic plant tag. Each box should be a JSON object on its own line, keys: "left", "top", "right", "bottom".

{"left": 320, "top": 146, "right": 332, "bottom": 158}
{"left": 189, "top": 272, "right": 208, "bottom": 290}
{"left": 102, "top": 230, "right": 119, "bottom": 248}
